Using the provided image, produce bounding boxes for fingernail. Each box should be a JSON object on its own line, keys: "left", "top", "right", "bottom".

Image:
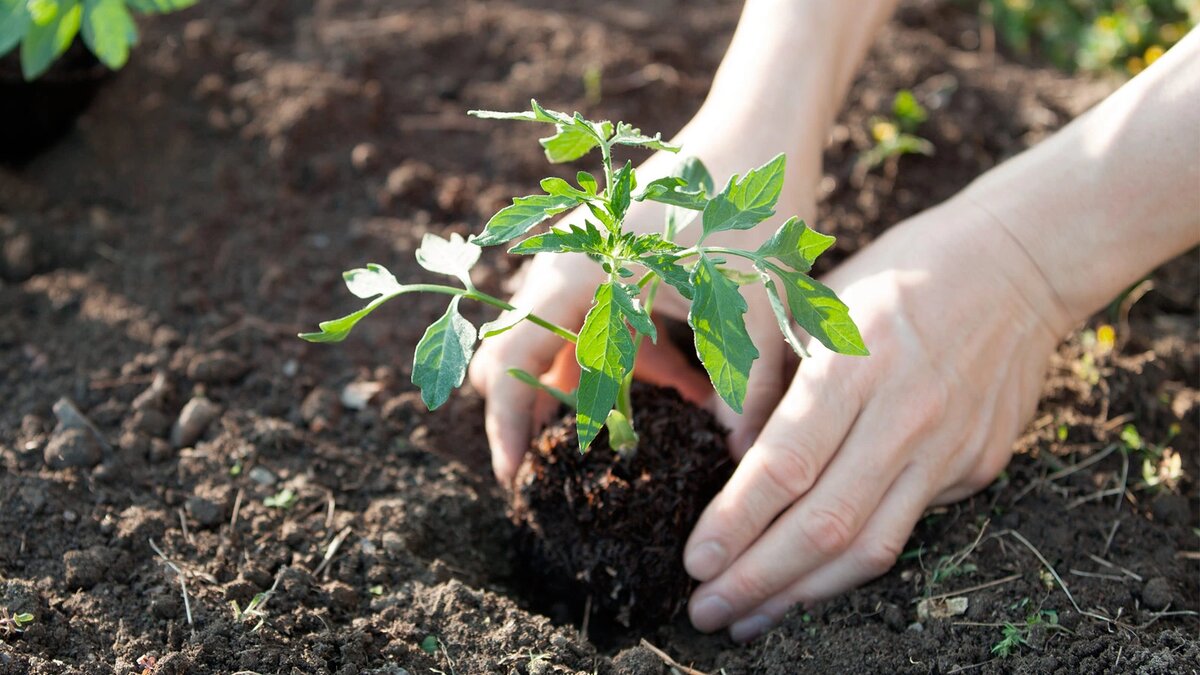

{"left": 684, "top": 541, "right": 727, "bottom": 580}
{"left": 729, "top": 614, "right": 773, "bottom": 643}
{"left": 689, "top": 594, "right": 734, "bottom": 632}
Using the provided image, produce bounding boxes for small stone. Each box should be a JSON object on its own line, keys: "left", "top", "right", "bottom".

{"left": 379, "top": 161, "right": 434, "bottom": 208}
{"left": 300, "top": 387, "right": 341, "bottom": 428}
{"left": 907, "top": 621, "right": 925, "bottom": 632}
{"left": 44, "top": 428, "right": 102, "bottom": 469}
{"left": 1141, "top": 576, "right": 1175, "bottom": 611}
{"left": 185, "top": 496, "right": 224, "bottom": 528}
{"left": 18, "top": 486, "right": 45, "bottom": 511}
{"left": 171, "top": 397, "right": 220, "bottom": 448}
{"left": 341, "top": 381, "right": 383, "bottom": 411}
{"left": 381, "top": 531, "right": 407, "bottom": 557}
{"left": 918, "top": 596, "right": 968, "bottom": 621}
{"left": 131, "top": 408, "right": 171, "bottom": 437}
{"left": 351, "top": 143, "right": 379, "bottom": 172}
{"left": 186, "top": 351, "right": 248, "bottom": 384}
{"left": 62, "top": 510, "right": 77, "bottom": 523}
{"left": 149, "top": 439, "right": 174, "bottom": 463}
{"left": 248, "top": 466, "right": 277, "bottom": 486}
{"left": 882, "top": 603, "right": 906, "bottom": 631}
{"left": 52, "top": 398, "right": 109, "bottom": 450}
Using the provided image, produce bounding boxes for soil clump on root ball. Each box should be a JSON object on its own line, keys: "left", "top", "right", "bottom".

{"left": 509, "top": 383, "right": 733, "bottom": 630}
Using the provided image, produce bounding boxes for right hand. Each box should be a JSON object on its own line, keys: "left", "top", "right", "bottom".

{"left": 468, "top": 113, "right": 822, "bottom": 483}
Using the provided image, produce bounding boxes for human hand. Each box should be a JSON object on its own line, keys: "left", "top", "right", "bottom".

{"left": 682, "top": 196, "right": 1072, "bottom": 640}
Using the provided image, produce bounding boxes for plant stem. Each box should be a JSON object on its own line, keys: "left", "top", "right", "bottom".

{"left": 400, "top": 283, "right": 578, "bottom": 343}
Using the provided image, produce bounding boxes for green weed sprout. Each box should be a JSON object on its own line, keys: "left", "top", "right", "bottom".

{"left": 301, "top": 100, "right": 867, "bottom": 453}
{"left": 0, "top": 0, "right": 197, "bottom": 80}
{"left": 0, "top": 608, "right": 34, "bottom": 636}
{"left": 859, "top": 90, "right": 935, "bottom": 173}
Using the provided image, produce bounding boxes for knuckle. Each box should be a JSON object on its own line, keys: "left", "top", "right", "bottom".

{"left": 859, "top": 537, "right": 904, "bottom": 576}
{"left": 800, "top": 498, "right": 858, "bottom": 556}
{"left": 725, "top": 565, "right": 776, "bottom": 604}
{"left": 758, "top": 442, "right": 817, "bottom": 499}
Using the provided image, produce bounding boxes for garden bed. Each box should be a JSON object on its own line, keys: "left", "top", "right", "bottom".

{"left": 0, "top": 1, "right": 1195, "bottom": 673}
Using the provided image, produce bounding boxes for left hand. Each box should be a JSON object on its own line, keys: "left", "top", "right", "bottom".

{"left": 682, "top": 196, "right": 1071, "bottom": 640}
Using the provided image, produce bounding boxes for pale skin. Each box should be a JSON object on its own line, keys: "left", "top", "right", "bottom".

{"left": 468, "top": 0, "right": 1200, "bottom": 641}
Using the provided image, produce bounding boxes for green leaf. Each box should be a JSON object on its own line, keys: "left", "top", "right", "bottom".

{"left": 509, "top": 221, "right": 607, "bottom": 256}
{"left": 574, "top": 282, "right": 635, "bottom": 450}
{"left": 539, "top": 176, "right": 592, "bottom": 202}
{"left": 26, "top": 0, "right": 57, "bottom": 24}
{"left": 343, "top": 263, "right": 402, "bottom": 299}
{"left": 126, "top": 0, "right": 196, "bottom": 12}
{"left": 479, "top": 307, "right": 530, "bottom": 339}
{"left": 700, "top": 153, "right": 786, "bottom": 241}
{"left": 639, "top": 253, "right": 693, "bottom": 300}
{"left": 474, "top": 194, "right": 576, "bottom": 247}
{"left": 576, "top": 171, "right": 598, "bottom": 195}
{"left": 772, "top": 265, "right": 868, "bottom": 356}
{"left": 634, "top": 175, "right": 709, "bottom": 210}
{"left": 20, "top": 0, "right": 81, "bottom": 80}
{"left": 892, "top": 89, "right": 927, "bottom": 132}
{"left": 468, "top": 98, "right": 571, "bottom": 124}
{"left": 754, "top": 217, "right": 835, "bottom": 272}
{"left": 540, "top": 123, "right": 601, "bottom": 163}
{"left": 415, "top": 232, "right": 480, "bottom": 288}
{"left": 667, "top": 156, "right": 713, "bottom": 237}
{"left": 412, "top": 297, "right": 476, "bottom": 410}
{"left": 688, "top": 255, "right": 758, "bottom": 412}
{"left": 81, "top": 0, "right": 136, "bottom": 69}
{"left": 718, "top": 266, "right": 761, "bottom": 286}
{"left": 0, "top": 0, "right": 32, "bottom": 55}
{"left": 612, "top": 283, "right": 656, "bottom": 342}
{"left": 610, "top": 121, "right": 680, "bottom": 153}
{"left": 758, "top": 267, "right": 809, "bottom": 358}
{"left": 608, "top": 160, "right": 635, "bottom": 224}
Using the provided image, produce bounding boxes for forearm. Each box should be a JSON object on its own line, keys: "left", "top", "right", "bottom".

{"left": 962, "top": 29, "right": 1200, "bottom": 332}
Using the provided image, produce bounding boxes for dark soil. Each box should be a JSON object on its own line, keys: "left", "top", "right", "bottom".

{"left": 511, "top": 383, "right": 732, "bottom": 632}
{"left": 0, "top": 43, "right": 110, "bottom": 165}
{"left": 0, "top": 1, "right": 1196, "bottom": 673}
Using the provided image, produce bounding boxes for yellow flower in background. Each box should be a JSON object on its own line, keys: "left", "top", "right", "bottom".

{"left": 872, "top": 121, "right": 898, "bottom": 143}
{"left": 1096, "top": 324, "right": 1116, "bottom": 353}
{"left": 1143, "top": 44, "right": 1165, "bottom": 64}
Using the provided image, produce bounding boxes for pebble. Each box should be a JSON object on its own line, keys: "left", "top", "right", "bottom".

{"left": 171, "top": 397, "right": 220, "bottom": 447}
{"left": 63, "top": 547, "right": 107, "bottom": 589}
{"left": 1141, "top": 576, "right": 1175, "bottom": 611}
{"left": 185, "top": 496, "right": 225, "bottom": 528}
{"left": 62, "top": 510, "right": 77, "bottom": 523}
{"left": 341, "top": 381, "right": 383, "bottom": 411}
{"left": 351, "top": 142, "right": 380, "bottom": 172}
{"left": 248, "top": 466, "right": 277, "bottom": 486}
{"left": 44, "top": 428, "right": 102, "bottom": 469}
{"left": 381, "top": 531, "right": 407, "bottom": 557}
{"left": 52, "top": 397, "right": 110, "bottom": 450}
{"left": 186, "top": 350, "right": 248, "bottom": 384}
{"left": 1, "top": 231, "right": 35, "bottom": 281}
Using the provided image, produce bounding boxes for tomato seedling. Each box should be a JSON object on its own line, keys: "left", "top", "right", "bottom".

{"left": 302, "top": 100, "right": 867, "bottom": 453}
{"left": 0, "top": 0, "right": 197, "bottom": 80}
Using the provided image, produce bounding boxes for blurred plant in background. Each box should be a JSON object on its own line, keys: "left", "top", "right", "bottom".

{"left": 978, "top": 0, "right": 1198, "bottom": 75}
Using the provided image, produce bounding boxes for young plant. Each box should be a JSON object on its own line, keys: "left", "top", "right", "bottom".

{"left": 229, "top": 591, "right": 270, "bottom": 632}
{"left": 858, "top": 89, "right": 934, "bottom": 173}
{"left": 301, "top": 100, "right": 867, "bottom": 453}
{"left": 0, "top": 608, "right": 34, "bottom": 636}
{"left": 991, "top": 609, "right": 1059, "bottom": 658}
{"left": 0, "top": 0, "right": 196, "bottom": 80}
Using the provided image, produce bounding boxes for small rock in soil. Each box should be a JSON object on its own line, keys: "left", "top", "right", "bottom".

{"left": 63, "top": 547, "right": 109, "bottom": 589}
{"left": 300, "top": 387, "right": 341, "bottom": 428}
{"left": 883, "top": 603, "right": 906, "bottom": 631}
{"left": 171, "top": 396, "right": 220, "bottom": 447}
{"left": 248, "top": 466, "right": 277, "bottom": 486}
{"left": 131, "top": 408, "right": 171, "bottom": 437}
{"left": 1141, "top": 576, "right": 1175, "bottom": 611}
{"left": 379, "top": 161, "right": 434, "bottom": 208}
{"left": 52, "top": 398, "right": 108, "bottom": 449}
{"left": 186, "top": 350, "right": 249, "bottom": 383}
{"left": 351, "top": 142, "right": 379, "bottom": 172}
{"left": 185, "top": 496, "right": 225, "bottom": 528}
{"left": 44, "top": 428, "right": 102, "bottom": 469}
{"left": 341, "top": 381, "right": 384, "bottom": 410}
{"left": 325, "top": 580, "right": 359, "bottom": 611}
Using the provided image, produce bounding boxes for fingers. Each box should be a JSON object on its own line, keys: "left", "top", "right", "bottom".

{"left": 632, "top": 331, "right": 713, "bottom": 406}
{"left": 684, "top": 355, "right": 862, "bottom": 584}
{"left": 713, "top": 306, "right": 789, "bottom": 457}
{"left": 687, "top": 381, "right": 939, "bottom": 633}
{"left": 469, "top": 255, "right": 597, "bottom": 483}
{"left": 725, "top": 464, "right": 933, "bottom": 642}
